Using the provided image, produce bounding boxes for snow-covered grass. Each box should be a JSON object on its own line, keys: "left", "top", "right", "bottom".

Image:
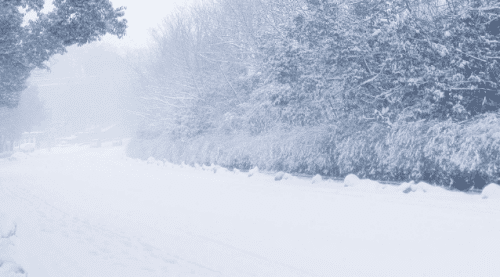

{"left": 1, "top": 144, "right": 500, "bottom": 276}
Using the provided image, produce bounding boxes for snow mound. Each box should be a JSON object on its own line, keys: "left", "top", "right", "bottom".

{"left": 146, "top": 157, "right": 163, "bottom": 166}
{"left": 361, "top": 179, "right": 381, "bottom": 188}
{"left": 481, "top": 183, "right": 500, "bottom": 199}
{"left": 343, "top": 174, "right": 383, "bottom": 189}
{"left": 232, "top": 168, "right": 241, "bottom": 175}
{"left": 311, "top": 174, "right": 323, "bottom": 184}
{"left": 275, "top": 172, "right": 292, "bottom": 181}
{"left": 275, "top": 172, "right": 285, "bottom": 181}
{"left": 0, "top": 261, "right": 26, "bottom": 277}
{"left": 344, "top": 174, "right": 360, "bottom": 187}
{"left": 248, "top": 167, "right": 259, "bottom": 177}
{"left": 416, "top": 182, "right": 434, "bottom": 192}
{"left": 398, "top": 181, "right": 433, "bottom": 193}
{"left": 211, "top": 165, "right": 221, "bottom": 173}
{"left": 212, "top": 165, "right": 228, "bottom": 174}
{"left": 146, "top": 157, "right": 156, "bottom": 164}
{"left": 202, "top": 164, "right": 214, "bottom": 171}
{"left": 19, "top": 143, "right": 35, "bottom": 153}
{"left": 8, "top": 152, "right": 28, "bottom": 162}
{"left": 399, "top": 182, "right": 416, "bottom": 193}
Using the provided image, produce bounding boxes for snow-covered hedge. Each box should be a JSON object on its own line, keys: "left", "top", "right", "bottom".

{"left": 127, "top": 113, "right": 500, "bottom": 191}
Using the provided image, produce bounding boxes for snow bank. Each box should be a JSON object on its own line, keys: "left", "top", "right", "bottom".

{"left": 343, "top": 174, "right": 381, "bottom": 189}
{"left": 19, "top": 143, "right": 35, "bottom": 153}
{"left": 8, "top": 153, "right": 28, "bottom": 161}
{"left": 0, "top": 214, "right": 26, "bottom": 277}
{"left": 399, "top": 181, "right": 417, "bottom": 193}
{"left": 274, "top": 172, "right": 292, "bottom": 181}
{"left": 248, "top": 166, "right": 259, "bottom": 177}
{"left": 145, "top": 157, "right": 163, "bottom": 166}
{"left": 344, "top": 174, "right": 443, "bottom": 194}
{"left": 217, "top": 167, "right": 230, "bottom": 174}
{"left": 398, "top": 181, "right": 436, "bottom": 193}
{"left": 200, "top": 164, "right": 221, "bottom": 173}
{"left": 212, "top": 165, "right": 230, "bottom": 174}
{"left": 274, "top": 172, "right": 285, "bottom": 181}
{"left": 343, "top": 174, "right": 360, "bottom": 187}
{"left": 311, "top": 174, "right": 323, "bottom": 184}
{"left": 481, "top": 183, "right": 500, "bottom": 199}
{"left": 201, "top": 164, "right": 214, "bottom": 171}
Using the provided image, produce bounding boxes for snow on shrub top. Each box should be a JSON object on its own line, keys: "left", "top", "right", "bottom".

{"left": 344, "top": 174, "right": 360, "bottom": 187}
{"left": 481, "top": 183, "right": 500, "bottom": 199}
{"left": 248, "top": 167, "right": 259, "bottom": 177}
{"left": 311, "top": 174, "right": 323, "bottom": 184}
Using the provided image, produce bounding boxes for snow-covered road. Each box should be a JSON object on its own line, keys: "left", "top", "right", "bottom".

{"left": 1, "top": 144, "right": 500, "bottom": 277}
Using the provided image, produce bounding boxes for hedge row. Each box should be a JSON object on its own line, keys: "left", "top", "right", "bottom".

{"left": 127, "top": 113, "right": 500, "bottom": 191}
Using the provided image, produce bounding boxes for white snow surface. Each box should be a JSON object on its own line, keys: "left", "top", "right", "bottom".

{"left": 0, "top": 145, "right": 500, "bottom": 276}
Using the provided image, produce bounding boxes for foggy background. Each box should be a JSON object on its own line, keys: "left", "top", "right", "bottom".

{"left": 27, "top": 0, "right": 193, "bottom": 138}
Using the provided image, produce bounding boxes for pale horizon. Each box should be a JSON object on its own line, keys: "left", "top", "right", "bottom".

{"left": 102, "top": 0, "right": 194, "bottom": 49}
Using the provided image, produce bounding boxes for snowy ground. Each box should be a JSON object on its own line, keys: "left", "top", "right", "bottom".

{"left": 0, "top": 143, "right": 500, "bottom": 277}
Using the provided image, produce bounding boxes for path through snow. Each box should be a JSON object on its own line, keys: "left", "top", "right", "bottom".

{"left": 0, "top": 144, "right": 500, "bottom": 276}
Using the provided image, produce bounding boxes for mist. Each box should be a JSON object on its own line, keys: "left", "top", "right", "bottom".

{"left": 32, "top": 43, "right": 138, "bottom": 138}
{"left": 2, "top": 0, "right": 500, "bottom": 276}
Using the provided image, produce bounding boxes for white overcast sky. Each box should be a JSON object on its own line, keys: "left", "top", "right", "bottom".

{"left": 41, "top": 0, "right": 193, "bottom": 49}
{"left": 103, "top": 0, "right": 193, "bottom": 48}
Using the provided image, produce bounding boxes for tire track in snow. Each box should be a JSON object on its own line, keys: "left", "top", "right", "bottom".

{"left": 168, "top": 227, "right": 317, "bottom": 277}
{"left": 0, "top": 179, "right": 223, "bottom": 276}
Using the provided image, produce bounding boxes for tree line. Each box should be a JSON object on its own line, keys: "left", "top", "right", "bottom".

{"left": 128, "top": 0, "right": 500, "bottom": 190}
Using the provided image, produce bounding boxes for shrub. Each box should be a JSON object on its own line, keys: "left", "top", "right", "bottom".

{"left": 128, "top": 112, "right": 500, "bottom": 191}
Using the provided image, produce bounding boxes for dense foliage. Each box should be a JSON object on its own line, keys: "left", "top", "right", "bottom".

{"left": 267, "top": 0, "right": 500, "bottom": 125}
{"left": 129, "top": 0, "right": 500, "bottom": 190}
